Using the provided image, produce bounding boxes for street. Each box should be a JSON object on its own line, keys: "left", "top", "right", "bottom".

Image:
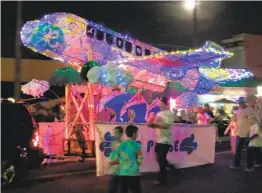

{"left": 2, "top": 152, "right": 262, "bottom": 193}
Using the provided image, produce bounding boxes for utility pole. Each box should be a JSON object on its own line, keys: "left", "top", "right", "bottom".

{"left": 183, "top": 0, "right": 198, "bottom": 47}
{"left": 14, "top": 1, "right": 22, "bottom": 101}
{"left": 193, "top": 3, "right": 198, "bottom": 47}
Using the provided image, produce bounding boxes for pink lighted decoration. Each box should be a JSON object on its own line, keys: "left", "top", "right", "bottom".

{"left": 21, "top": 79, "right": 50, "bottom": 97}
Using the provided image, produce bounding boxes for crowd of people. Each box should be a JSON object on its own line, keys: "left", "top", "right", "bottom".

{"left": 227, "top": 96, "right": 262, "bottom": 171}
{"left": 107, "top": 97, "right": 175, "bottom": 193}
{"left": 172, "top": 103, "right": 230, "bottom": 125}
{"left": 105, "top": 95, "right": 262, "bottom": 193}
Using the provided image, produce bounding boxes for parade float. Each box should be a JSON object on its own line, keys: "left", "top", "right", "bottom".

{"left": 20, "top": 13, "right": 254, "bottom": 175}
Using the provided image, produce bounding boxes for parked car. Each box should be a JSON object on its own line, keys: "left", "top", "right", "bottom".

{"left": 1, "top": 101, "right": 44, "bottom": 186}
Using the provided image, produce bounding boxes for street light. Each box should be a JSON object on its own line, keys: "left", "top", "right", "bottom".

{"left": 183, "top": 0, "right": 196, "bottom": 11}
{"left": 182, "top": 0, "right": 198, "bottom": 47}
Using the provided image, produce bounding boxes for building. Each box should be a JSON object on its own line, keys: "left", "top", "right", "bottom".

{"left": 221, "top": 34, "right": 262, "bottom": 78}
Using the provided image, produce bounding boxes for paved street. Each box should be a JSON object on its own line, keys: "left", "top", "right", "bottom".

{"left": 3, "top": 152, "right": 262, "bottom": 193}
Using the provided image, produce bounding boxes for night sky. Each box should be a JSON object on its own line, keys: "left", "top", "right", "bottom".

{"left": 2, "top": 1, "right": 262, "bottom": 60}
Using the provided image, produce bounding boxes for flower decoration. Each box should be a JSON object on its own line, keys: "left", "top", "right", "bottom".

{"left": 21, "top": 79, "right": 49, "bottom": 98}
{"left": 30, "top": 23, "right": 65, "bottom": 52}
{"left": 20, "top": 20, "right": 40, "bottom": 45}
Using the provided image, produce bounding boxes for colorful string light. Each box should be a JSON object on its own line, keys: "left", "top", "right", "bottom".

{"left": 199, "top": 67, "right": 253, "bottom": 83}
{"left": 21, "top": 12, "right": 253, "bottom": 96}
{"left": 110, "top": 45, "right": 233, "bottom": 80}
{"left": 20, "top": 12, "right": 162, "bottom": 66}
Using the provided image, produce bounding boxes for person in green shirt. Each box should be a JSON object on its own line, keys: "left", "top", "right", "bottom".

{"left": 110, "top": 125, "right": 143, "bottom": 193}
{"left": 108, "top": 126, "right": 123, "bottom": 193}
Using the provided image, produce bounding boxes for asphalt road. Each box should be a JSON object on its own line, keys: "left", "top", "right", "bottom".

{"left": 3, "top": 152, "right": 262, "bottom": 193}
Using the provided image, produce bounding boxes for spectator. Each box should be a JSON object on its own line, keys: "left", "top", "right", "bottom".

{"left": 230, "top": 97, "right": 253, "bottom": 169}
{"left": 196, "top": 107, "right": 208, "bottom": 124}
{"left": 224, "top": 114, "right": 238, "bottom": 154}
{"left": 204, "top": 103, "right": 215, "bottom": 123}
{"left": 245, "top": 116, "right": 262, "bottom": 171}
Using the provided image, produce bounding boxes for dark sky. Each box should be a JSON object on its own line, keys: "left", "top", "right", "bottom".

{"left": 2, "top": 1, "right": 262, "bottom": 60}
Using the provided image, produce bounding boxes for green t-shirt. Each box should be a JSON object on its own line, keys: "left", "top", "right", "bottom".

{"left": 108, "top": 141, "right": 121, "bottom": 175}
{"left": 116, "top": 139, "right": 142, "bottom": 176}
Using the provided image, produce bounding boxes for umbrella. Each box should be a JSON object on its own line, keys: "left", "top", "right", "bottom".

{"left": 212, "top": 98, "right": 237, "bottom": 104}
{"left": 49, "top": 67, "right": 86, "bottom": 85}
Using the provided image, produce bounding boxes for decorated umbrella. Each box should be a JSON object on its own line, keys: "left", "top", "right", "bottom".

{"left": 49, "top": 67, "right": 85, "bottom": 85}
{"left": 21, "top": 79, "right": 50, "bottom": 98}
{"left": 212, "top": 98, "right": 237, "bottom": 104}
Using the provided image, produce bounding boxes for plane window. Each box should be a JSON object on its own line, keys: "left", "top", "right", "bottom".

{"left": 106, "top": 33, "right": 114, "bottom": 45}
{"left": 86, "top": 26, "right": 94, "bottom": 37}
{"left": 96, "top": 30, "right": 104, "bottom": 41}
{"left": 125, "top": 41, "right": 132, "bottom": 53}
{"left": 116, "top": 37, "right": 123, "bottom": 49}
{"left": 135, "top": 46, "right": 142, "bottom": 56}
{"left": 145, "top": 49, "right": 151, "bottom": 56}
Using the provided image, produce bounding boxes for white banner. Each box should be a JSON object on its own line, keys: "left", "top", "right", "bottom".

{"left": 95, "top": 123, "right": 217, "bottom": 176}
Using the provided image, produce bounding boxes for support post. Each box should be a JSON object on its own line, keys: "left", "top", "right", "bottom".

{"left": 65, "top": 85, "right": 71, "bottom": 139}
{"left": 87, "top": 83, "right": 95, "bottom": 140}
{"left": 193, "top": 2, "right": 198, "bottom": 47}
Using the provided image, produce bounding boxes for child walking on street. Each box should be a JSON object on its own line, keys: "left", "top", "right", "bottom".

{"left": 108, "top": 126, "right": 124, "bottom": 193}
{"left": 245, "top": 116, "right": 262, "bottom": 172}
{"left": 224, "top": 114, "right": 238, "bottom": 154}
{"left": 110, "top": 125, "right": 143, "bottom": 193}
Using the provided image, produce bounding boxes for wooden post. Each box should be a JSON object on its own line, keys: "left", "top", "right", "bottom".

{"left": 87, "top": 43, "right": 96, "bottom": 141}
{"left": 88, "top": 83, "right": 95, "bottom": 140}
{"left": 65, "top": 85, "right": 71, "bottom": 139}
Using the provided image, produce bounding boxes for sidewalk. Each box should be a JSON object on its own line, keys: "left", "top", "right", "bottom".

{"left": 25, "top": 158, "right": 96, "bottom": 181}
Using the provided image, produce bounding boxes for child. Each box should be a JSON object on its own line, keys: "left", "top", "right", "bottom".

{"left": 110, "top": 125, "right": 143, "bottom": 193}
{"left": 108, "top": 126, "right": 123, "bottom": 193}
{"left": 224, "top": 114, "right": 238, "bottom": 154}
{"left": 245, "top": 116, "right": 262, "bottom": 172}
{"left": 196, "top": 107, "right": 208, "bottom": 124}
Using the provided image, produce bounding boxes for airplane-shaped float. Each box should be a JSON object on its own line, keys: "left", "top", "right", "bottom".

{"left": 20, "top": 12, "right": 253, "bottom": 93}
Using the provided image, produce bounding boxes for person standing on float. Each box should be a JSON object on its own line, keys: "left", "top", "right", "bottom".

{"left": 147, "top": 96, "right": 175, "bottom": 186}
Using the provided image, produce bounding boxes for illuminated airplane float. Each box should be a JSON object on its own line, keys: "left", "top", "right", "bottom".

{"left": 19, "top": 13, "right": 256, "bottom": 160}
{"left": 20, "top": 13, "right": 253, "bottom": 106}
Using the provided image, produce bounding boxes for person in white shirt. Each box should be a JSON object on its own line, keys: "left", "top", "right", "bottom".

{"left": 147, "top": 96, "right": 174, "bottom": 185}
{"left": 245, "top": 116, "right": 262, "bottom": 172}
{"left": 230, "top": 97, "right": 255, "bottom": 169}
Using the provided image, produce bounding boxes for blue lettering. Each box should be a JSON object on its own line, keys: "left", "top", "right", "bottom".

{"left": 147, "top": 140, "right": 154, "bottom": 152}
{"left": 169, "top": 145, "right": 173, "bottom": 152}
{"left": 174, "top": 140, "right": 179, "bottom": 152}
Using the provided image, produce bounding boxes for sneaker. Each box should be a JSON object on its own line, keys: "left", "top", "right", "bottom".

{"left": 166, "top": 163, "right": 176, "bottom": 170}
{"left": 245, "top": 167, "right": 255, "bottom": 172}
{"left": 254, "top": 164, "right": 260, "bottom": 168}
{"left": 229, "top": 163, "right": 241, "bottom": 170}
{"left": 153, "top": 181, "right": 166, "bottom": 186}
